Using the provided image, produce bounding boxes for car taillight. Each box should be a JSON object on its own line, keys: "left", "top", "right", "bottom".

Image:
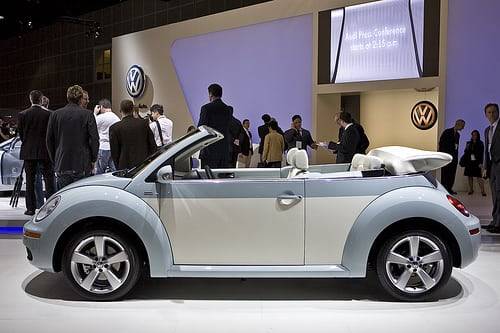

{"left": 447, "top": 195, "right": 470, "bottom": 217}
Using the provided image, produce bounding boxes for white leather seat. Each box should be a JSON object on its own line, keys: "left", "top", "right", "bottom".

{"left": 350, "top": 154, "right": 383, "bottom": 171}
{"left": 286, "top": 148, "right": 299, "bottom": 166}
{"left": 288, "top": 150, "right": 309, "bottom": 178}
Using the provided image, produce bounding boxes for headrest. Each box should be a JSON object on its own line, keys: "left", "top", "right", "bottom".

{"left": 294, "top": 150, "right": 309, "bottom": 170}
{"left": 286, "top": 148, "right": 299, "bottom": 165}
{"left": 350, "top": 154, "right": 383, "bottom": 171}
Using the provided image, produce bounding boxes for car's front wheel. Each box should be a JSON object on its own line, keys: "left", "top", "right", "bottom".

{"left": 376, "top": 230, "right": 452, "bottom": 301}
{"left": 62, "top": 229, "right": 142, "bottom": 301}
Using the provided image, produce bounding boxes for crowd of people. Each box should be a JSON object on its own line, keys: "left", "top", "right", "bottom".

{"left": 438, "top": 103, "right": 500, "bottom": 233}
{"left": 16, "top": 82, "right": 372, "bottom": 215}
{"left": 16, "top": 85, "right": 173, "bottom": 216}
{"left": 198, "top": 84, "right": 370, "bottom": 169}
{"left": 16, "top": 82, "right": 370, "bottom": 217}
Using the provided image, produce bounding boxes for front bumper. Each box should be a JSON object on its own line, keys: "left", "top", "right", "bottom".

{"left": 23, "top": 218, "right": 57, "bottom": 273}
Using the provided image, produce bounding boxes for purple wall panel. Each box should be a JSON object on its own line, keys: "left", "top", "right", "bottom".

{"left": 446, "top": 0, "right": 500, "bottom": 145}
{"left": 171, "top": 15, "right": 313, "bottom": 142}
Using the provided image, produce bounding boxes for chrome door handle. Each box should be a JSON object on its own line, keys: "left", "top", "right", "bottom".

{"left": 277, "top": 194, "right": 303, "bottom": 206}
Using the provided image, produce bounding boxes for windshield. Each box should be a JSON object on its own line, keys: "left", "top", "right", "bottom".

{"left": 120, "top": 129, "right": 201, "bottom": 178}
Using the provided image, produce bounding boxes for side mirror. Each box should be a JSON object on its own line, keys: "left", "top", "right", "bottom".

{"left": 156, "top": 165, "right": 173, "bottom": 183}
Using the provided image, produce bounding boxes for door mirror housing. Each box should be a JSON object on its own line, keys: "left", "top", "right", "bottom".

{"left": 157, "top": 165, "right": 173, "bottom": 183}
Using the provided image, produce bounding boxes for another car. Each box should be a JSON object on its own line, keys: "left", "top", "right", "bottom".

{"left": 23, "top": 126, "right": 481, "bottom": 301}
{"left": 0, "top": 137, "right": 23, "bottom": 185}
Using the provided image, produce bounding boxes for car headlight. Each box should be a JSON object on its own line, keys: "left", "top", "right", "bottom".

{"left": 35, "top": 195, "right": 61, "bottom": 222}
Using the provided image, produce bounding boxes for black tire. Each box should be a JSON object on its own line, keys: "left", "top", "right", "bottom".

{"left": 376, "top": 229, "right": 452, "bottom": 301}
{"left": 62, "top": 229, "right": 142, "bottom": 301}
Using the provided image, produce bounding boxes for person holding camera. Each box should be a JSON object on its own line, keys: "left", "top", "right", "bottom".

{"left": 94, "top": 98, "right": 120, "bottom": 174}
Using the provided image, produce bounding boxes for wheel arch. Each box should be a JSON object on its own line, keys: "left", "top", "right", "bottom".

{"left": 52, "top": 216, "right": 150, "bottom": 273}
{"left": 43, "top": 186, "right": 173, "bottom": 277}
{"left": 341, "top": 187, "right": 469, "bottom": 277}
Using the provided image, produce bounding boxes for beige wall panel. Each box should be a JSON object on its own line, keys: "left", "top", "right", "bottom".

{"left": 360, "top": 89, "right": 439, "bottom": 151}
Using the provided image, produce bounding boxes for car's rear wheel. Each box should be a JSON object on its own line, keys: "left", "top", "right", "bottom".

{"left": 376, "top": 230, "right": 452, "bottom": 301}
{"left": 62, "top": 229, "right": 142, "bottom": 301}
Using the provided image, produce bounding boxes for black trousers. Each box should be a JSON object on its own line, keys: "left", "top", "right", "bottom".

{"left": 266, "top": 161, "right": 282, "bottom": 168}
{"left": 490, "top": 162, "right": 500, "bottom": 228}
{"left": 441, "top": 160, "right": 458, "bottom": 193}
{"left": 24, "top": 159, "right": 55, "bottom": 212}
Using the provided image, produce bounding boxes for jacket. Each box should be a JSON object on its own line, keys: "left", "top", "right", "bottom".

{"left": 18, "top": 105, "right": 52, "bottom": 160}
{"left": 329, "top": 123, "right": 360, "bottom": 164}
{"left": 109, "top": 115, "right": 157, "bottom": 170}
{"left": 46, "top": 102, "right": 99, "bottom": 173}
{"left": 197, "top": 98, "right": 233, "bottom": 162}
{"left": 263, "top": 131, "right": 284, "bottom": 163}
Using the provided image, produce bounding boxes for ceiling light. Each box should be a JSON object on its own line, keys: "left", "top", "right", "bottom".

{"left": 0, "top": 16, "right": 4, "bottom": 20}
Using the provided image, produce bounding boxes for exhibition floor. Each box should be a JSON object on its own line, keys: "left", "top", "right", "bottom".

{"left": 0, "top": 192, "right": 499, "bottom": 333}
{"left": 0, "top": 239, "right": 499, "bottom": 332}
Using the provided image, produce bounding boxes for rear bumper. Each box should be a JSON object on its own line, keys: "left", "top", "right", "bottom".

{"left": 459, "top": 215, "right": 481, "bottom": 268}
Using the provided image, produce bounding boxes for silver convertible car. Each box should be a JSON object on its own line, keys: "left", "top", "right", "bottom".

{"left": 23, "top": 126, "right": 481, "bottom": 301}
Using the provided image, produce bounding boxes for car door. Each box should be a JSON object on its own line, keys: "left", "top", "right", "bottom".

{"left": 159, "top": 178, "right": 305, "bottom": 265}
{"left": 1, "top": 138, "right": 23, "bottom": 185}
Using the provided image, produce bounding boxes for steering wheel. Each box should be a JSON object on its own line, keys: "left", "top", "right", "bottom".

{"left": 204, "top": 165, "right": 215, "bottom": 179}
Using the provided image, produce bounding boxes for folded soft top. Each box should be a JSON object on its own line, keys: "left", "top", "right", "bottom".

{"left": 367, "top": 146, "right": 452, "bottom": 176}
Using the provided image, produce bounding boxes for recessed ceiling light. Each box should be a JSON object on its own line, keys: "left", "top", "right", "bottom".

{"left": 0, "top": 16, "right": 5, "bottom": 20}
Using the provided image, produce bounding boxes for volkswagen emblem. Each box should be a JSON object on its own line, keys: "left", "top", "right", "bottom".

{"left": 126, "top": 65, "right": 146, "bottom": 98}
{"left": 411, "top": 101, "right": 438, "bottom": 130}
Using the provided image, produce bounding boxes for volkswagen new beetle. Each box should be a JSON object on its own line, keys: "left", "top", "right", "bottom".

{"left": 23, "top": 126, "right": 481, "bottom": 301}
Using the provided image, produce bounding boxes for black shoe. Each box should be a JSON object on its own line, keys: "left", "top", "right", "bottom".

{"left": 24, "top": 210, "right": 35, "bottom": 216}
{"left": 481, "top": 222, "right": 495, "bottom": 229}
{"left": 488, "top": 226, "right": 500, "bottom": 233}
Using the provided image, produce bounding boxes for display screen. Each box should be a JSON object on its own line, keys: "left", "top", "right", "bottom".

{"left": 318, "top": 0, "right": 440, "bottom": 84}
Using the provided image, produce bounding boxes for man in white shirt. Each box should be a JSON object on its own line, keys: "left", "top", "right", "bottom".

{"left": 93, "top": 99, "right": 120, "bottom": 174}
{"left": 149, "top": 104, "right": 173, "bottom": 147}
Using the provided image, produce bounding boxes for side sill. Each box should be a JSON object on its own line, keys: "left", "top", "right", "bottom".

{"left": 166, "top": 264, "right": 352, "bottom": 278}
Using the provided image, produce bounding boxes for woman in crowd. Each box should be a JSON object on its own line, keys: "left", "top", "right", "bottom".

{"left": 462, "top": 130, "right": 486, "bottom": 196}
{"left": 262, "top": 119, "right": 284, "bottom": 168}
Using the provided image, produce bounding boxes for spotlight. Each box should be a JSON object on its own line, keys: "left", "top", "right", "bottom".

{"left": 0, "top": 16, "right": 4, "bottom": 20}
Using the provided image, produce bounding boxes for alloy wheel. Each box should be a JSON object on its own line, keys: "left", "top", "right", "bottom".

{"left": 70, "top": 236, "right": 130, "bottom": 294}
{"left": 385, "top": 235, "right": 444, "bottom": 294}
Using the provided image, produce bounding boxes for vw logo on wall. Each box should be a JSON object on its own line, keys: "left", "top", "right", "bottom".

{"left": 411, "top": 101, "right": 438, "bottom": 130}
{"left": 126, "top": 65, "right": 146, "bottom": 98}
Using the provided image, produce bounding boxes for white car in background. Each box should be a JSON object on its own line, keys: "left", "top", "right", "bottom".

{"left": 0, "top": 137, "right": 23, "bottom": 185}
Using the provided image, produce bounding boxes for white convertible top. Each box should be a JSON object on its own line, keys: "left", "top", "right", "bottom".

{"left": 367, "top": 146, "right": 452, "bottom": 176}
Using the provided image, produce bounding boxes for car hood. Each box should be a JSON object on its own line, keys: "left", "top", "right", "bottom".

{"left": 58, "top": 173, "right": 132, "bottom": 193}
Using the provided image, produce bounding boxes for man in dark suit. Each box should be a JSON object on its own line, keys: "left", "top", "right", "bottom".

{"left": 438, "top": 119, "right": 465, "bottom": 194}
{"left": 329, "top": 111, "right": 360, "bottom": 164}
{"left": 284, "top": 115, "right": 318, "bottom": 152}
{"left": 228, "top": 116, "right": 243, "bottom": 168}
{"left": 46, "top": 85, "right": 99, "bottom": 190}
{"left": 110, "top": 100, "right": 157, "bottom": 170}
{"left": 197, "top": 83, "right": 233, "bottom": 168}
{"left": 482, "top": 103, "right": 500, "bottom": 233}
{"left": 18, "top": 90, "right": 55, "bottom": 215}
{"left": 335, "top": 113, "right": 370, "bottom": 154}
{"left": 238, "top": 119, "right": 253, "bottom": 168}
{"left": 258, "top": 114, "right": 271, "bottom": 161}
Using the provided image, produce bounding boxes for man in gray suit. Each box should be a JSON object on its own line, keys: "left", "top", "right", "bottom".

{"left": 482, "top": 103, "right": 500, "bottom": 233}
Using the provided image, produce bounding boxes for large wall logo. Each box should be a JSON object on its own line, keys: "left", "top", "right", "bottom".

{"left": 126, "top": 65, "right": 146, "bottom": 98}
{"left": 411, "top": 101, "right": 438, "bottom": 130}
